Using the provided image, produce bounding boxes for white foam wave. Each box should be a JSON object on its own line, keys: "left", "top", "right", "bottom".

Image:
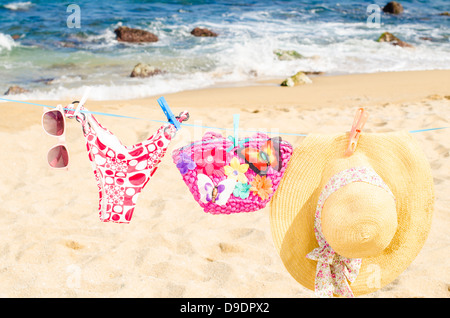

{"left": 8, "top": 72, "right": 216, "bottom": 101}
{"left": 0, "top": 33, "right": 17, "bottom": 52}
{"left": 3, "top": 1, "right": 33, "bottom": 11}
{"left": 7, "top": 36, "right": 450, "bottom": 102}
{"left": 83, "top": 28, "right": 117, "bottom": 49}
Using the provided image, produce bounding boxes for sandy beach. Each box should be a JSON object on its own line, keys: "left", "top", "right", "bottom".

{"left": 0, "top": 70, "right": 449, "bottom": 298}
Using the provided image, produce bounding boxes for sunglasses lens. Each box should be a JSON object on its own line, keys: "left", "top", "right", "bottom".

{"left": 48, "top": 145, "right": 69, "bottom": 168}
{"left": 43, "top": 110, "right": 64, "bottom": 136}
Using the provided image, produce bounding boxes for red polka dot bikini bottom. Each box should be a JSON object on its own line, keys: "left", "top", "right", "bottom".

{"left": 67, "top": 104, "right": 188, "bottom": 224}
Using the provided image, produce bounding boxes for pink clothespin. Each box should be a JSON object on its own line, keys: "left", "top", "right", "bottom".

{"left": 344, "top": 108, "right": 368, "bottom": 157}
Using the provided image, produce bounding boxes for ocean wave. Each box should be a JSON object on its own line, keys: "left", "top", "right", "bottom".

{"left": 4, "top": 33, "right": 449, "bottom": 101}
{"left": 0, "top": 33, "right": 17, "bottom": 52}
{"left": 6, "top": 72, "right": 216, "bottom": 101}
{"left": 1, "top": 1, "right": 449, "bottom": 101}
{"left": 82, "top": 28, "right": 117, "bottom": 49}
{"left": 3, "top": 1, "right": 33, "bottom": 11}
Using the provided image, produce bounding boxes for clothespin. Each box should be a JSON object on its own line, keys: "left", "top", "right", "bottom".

{"left": 226, "top": 114, "right": 240, "bottom": 152}
{"left": 157, "top": 96, "right": 181, "bottom": 131}
{"left": 344, "top": 108, "right": 368, "bottom": 157}
{"left": 233, "top": 113, "right": 240, "bottom": 148}
{"left": 225, "top": 114, "right": 241, "bottom": 152}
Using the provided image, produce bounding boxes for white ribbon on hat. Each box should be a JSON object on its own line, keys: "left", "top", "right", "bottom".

{"left": 306, "top": 166, "right": 394, "bottom": 298}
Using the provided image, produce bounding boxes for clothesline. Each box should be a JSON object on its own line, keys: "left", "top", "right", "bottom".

{"left": 0, "top": 97, "right": 448, "bottom": 136}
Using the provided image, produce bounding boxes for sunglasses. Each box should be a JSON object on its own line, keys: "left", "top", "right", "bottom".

{"left": 42, "top": 105, "right": 69, "bottom": 169}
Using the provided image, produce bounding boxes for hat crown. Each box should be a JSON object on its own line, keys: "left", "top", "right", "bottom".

{"left": 321, "top": 182, "right": 398, "bottom": 258}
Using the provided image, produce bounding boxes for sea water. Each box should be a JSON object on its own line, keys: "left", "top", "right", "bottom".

{"left": 0, "top": 0, "right": 449, "bottom": 100}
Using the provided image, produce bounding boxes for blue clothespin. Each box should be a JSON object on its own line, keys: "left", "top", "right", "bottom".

{"left": 157, "top": 96, "right": 181, "bottom": 131}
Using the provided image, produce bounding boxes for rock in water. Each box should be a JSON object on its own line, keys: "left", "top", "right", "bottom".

{"left": 383, "top": 2, "right": 404, "bottom": 14}
{"left": 190, "top": 27, "right": 218, "bottom": 37}
{"left": 439, "top": 12, "right": 450, "bottom": 16}
{"left": 4, "top": 85, "right": 29, "bottom": 95}
{"left": 114, "top": 26, "right": 158, "bottom": 43}
{"left": 130, "top": 63, "right": 162, "bottom": 78}
{"left": 377, "top": 32, "right": 413, "bottom": 48}
{"left": 274, "top": 49, "right": 304, "bottom": 61}
{"left": 280, "top": 72, "right": 312, "bottom": 87}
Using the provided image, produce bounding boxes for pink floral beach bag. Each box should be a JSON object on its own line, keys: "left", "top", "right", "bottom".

{"left": 172, "top": 131, "right": 293, "bottom": 214}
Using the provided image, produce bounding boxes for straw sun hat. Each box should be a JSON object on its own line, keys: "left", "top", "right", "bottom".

{"left": 270, "top": 131, "right": 434, "bottom": 297}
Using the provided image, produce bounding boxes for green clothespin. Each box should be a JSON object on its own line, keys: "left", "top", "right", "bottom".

{"left": 226, "top": 114, "right": 240, "bottom": 152}
{"left": 233, "top": 114, "right": 239, "bottom": 148}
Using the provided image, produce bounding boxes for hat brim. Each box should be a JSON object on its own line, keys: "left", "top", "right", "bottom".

{"left": 270, "top": 131, "right": 434, "bottom": 296}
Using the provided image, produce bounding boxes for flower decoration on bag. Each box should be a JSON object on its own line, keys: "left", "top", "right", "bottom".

{"left": 194, "top": 147, "right": 228, "bottom": 177}
{"left": 233, "top": 182, "right": 251, "bottom": 199}
{"left": 224, "top": 157, "right": 249, "bottom": 183}
{"left": 176, "top": 152, "right": 196, "bottom": 175}
{"left": 250, "top": 175, "right": 273, "bottom": 201}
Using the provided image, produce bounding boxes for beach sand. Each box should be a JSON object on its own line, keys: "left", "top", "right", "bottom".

{"left": 0, "top": 70, "right": 448, "bottom": 298}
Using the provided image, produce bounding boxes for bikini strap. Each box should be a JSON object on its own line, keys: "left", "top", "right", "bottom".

{"left": 163, "top": 110, "right": 190, "bottom": 139}
{"left": 176, "top": 111, "right": 189, "bottom": 123}
{"left": 64, "top": 102, "right": 91, "bottom": 135}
